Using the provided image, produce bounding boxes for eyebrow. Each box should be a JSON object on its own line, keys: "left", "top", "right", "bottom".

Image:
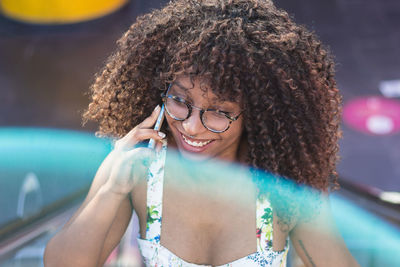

{"left": 170, "top": 81, "right": 193, "bottom": 98}
{"left": 170, "top": 81, "right": 238, "bottom": 113}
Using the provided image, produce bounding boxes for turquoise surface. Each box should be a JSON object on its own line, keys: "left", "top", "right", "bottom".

{"left": 0, "top": 127, "right": 112, "bottom": 227}
{"left": 331, "top": 194, "right": 400, "bottom": 266}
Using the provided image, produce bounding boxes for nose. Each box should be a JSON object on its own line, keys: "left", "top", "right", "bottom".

{"left": 181, "top": 108, "right": 207, "bottom": 137}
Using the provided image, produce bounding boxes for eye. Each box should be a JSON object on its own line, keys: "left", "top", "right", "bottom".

{"left": 172, "top": 96, "right": 187, "bottom": 105}
{"left": 177, "top": 96, "right": 196, "bottom": 107}
{"left": 212, "top": 110, "right": 229, "bottom": 118}
{"left": 210, "top": 106, "right": 235, "bottom": 115}
{"left": 169, "top": 90, "right": 190, "bottom": 103}
{"left": 209, "top": 100, "right": 240, "bottom": 115}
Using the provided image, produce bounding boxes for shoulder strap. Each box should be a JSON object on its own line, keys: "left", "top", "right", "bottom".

{"left": 256, "top": 195, "right": 274, "bottom": 252}
{"left": 145, "top": 143, "right": 167, "bottom": 243}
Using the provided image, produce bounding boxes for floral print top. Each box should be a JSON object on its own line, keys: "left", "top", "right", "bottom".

{"left": 137, "top": 144, "right": 289, "bottom": 266}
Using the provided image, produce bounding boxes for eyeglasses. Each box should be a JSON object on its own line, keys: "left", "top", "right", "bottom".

{"left": 161, "top": 85, "right": 243, "bottom": 133}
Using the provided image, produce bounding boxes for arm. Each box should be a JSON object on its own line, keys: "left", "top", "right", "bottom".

{"left": 44, "top": 106, "right": 165, "bottom": 267}
{"left": 289, "top": 195, "right": 360, "bottom": 267}
{"left": 44, "top": 151, "right": 133, "bottom": 267}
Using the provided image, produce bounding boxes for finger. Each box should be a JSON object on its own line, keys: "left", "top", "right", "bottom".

{"left": 138, "top": 105, "right": 161, "bottom": 129}
{"left": 128, "top": 129, "right": 165, "bottom": 149}
{"left": 155, "top": 141, "right": 162, "bottom": 153}
{"left": 117, "top": 105, "right": 161, "bottom": 148}
{"left": 134, "top": 129, "right": 166, "bottom": 142}
{"left": 115, "top": 129, "right": 166, "bottom": 151}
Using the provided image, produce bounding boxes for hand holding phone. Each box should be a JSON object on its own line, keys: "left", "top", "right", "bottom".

{"left": 148, "top": 104, "right": 165, "bottom": 149}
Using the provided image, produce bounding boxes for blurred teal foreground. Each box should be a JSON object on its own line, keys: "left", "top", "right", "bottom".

{"left": 0, "top": 127, "right": 112, "bottom": 227}
{"left": 0, "top": 127, "right": 399, "bottom": 266}
{"left": 331, "top": 194, "right": 400, "bottom": 266}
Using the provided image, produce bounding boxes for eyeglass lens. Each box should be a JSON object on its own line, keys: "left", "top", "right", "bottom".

{"left": 165, "top": 97, "right": 230, "bottom": 132}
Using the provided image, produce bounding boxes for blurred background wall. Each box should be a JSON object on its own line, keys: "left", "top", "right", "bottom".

{"left": 1, "top": 0, "right": 399, "bottom": 191}
{"left": 0, "top": 0, "right": 399, "bottom": 266}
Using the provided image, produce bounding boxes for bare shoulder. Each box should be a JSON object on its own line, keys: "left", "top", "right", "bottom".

{"left": 289, "top": 195, "right": 360, "bottom": 267}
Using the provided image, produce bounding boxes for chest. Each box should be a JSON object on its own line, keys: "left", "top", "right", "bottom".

{"left": 132, "top": 179, "right": 289, "bottom": 266}
{"left": 162, "top": 183, "right": 257, "bottom": 262}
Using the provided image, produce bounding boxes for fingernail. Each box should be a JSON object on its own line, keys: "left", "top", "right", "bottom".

{"left": 154, "top": 105, "right": 160, "bottom": 112}
{"left": 158, "top": 131, "right": 166, "bottom": 138}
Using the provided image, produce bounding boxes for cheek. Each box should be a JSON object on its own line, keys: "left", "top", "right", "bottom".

{"left": 165, "top": 114, "right": 181, "bottom": 136}
{"left": 231, "top": 118, "right": 244, "bottom": 136}
{"left": 165, "top": 113, "right": 172, "bottom": 126}
{"left": 165, "top": 114, "right": 175, "bottom": 131}
{"left": 221, "top": 120, "right": 244, "bottom": 142}
{"left": 164, "top": 115, "right": 179, "bottom": 145}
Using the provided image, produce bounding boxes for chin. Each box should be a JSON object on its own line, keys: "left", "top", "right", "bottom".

{"left": 176, "top": 138, "right": 216, "bottom": 162}
{"left": 169, "top": 130, "right": 216, "bottom": 161}
{"left": 177, "top": 148, "right": 213, "bottom": 162}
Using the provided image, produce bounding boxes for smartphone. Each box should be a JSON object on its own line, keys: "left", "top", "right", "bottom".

{"left": 148, "top": 104, "right": 165, "bottom": 149}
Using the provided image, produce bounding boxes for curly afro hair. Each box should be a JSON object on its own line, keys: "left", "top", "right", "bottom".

{"left": 82, "top": 0, "right": 342, "bottom": 197}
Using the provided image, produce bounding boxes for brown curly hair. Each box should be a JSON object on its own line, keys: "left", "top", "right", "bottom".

{"left": 82, "top": 0, "right": 342, "bottom": 197}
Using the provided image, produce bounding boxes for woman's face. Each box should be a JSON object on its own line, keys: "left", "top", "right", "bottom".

{"left": 165, "top": 76, "right": 244, "bottom": 162}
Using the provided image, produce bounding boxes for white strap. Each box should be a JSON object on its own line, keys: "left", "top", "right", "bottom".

{"left": 145, "top": 144, "right": 167, "bottom": 242}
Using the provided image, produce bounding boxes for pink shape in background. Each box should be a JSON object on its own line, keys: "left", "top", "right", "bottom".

{"left": 343, "top": 96, "right": 400, "bottom": 135}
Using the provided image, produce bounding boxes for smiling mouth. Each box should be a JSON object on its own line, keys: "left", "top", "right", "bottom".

{"left": 181, "top": 133, "right": 213, "bottom": 147}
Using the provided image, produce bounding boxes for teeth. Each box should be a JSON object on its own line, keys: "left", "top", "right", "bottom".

{"left": 182, "top": 134, "right": 212, "bottom": 147}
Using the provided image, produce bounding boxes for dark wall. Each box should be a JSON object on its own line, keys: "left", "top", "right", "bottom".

{"left": 1, "top": 0, "right": 399, "bottom": 190}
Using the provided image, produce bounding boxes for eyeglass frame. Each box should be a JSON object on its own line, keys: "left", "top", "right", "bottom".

{"left": 161, "top": 84, "right": 244, "bottom": 133}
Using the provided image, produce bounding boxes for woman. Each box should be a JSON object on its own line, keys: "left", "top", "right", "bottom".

{"left": 44, "top": 0, "right": 359, "bottom": 266}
